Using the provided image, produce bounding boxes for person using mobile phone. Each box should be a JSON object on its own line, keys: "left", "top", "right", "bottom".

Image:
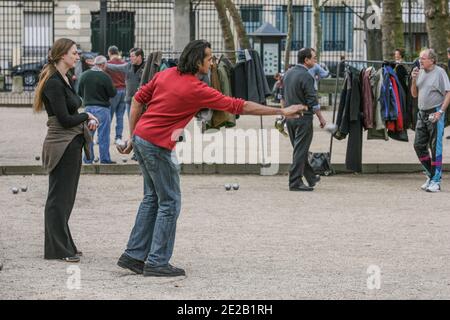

{"left": 411, "top": 48, "right": 450, "bottom": 193}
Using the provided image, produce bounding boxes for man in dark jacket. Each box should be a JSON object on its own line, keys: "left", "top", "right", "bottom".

{"left": 283, "top": 48, "right": 327, "bottom": 191}
{"left": 106, "top": 47, "right": 145, "bottom": 116}
{"left": 78, "top": 55, "right": 117, "bottom": 164}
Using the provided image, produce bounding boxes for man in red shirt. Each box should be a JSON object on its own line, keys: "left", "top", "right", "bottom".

{"left": 105, "top": 45, "right": 127, "bottom": 146}
{"left": 117, "top": 40, "right": 306, "bottom": 277}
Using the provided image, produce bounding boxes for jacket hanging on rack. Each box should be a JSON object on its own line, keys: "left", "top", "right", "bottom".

{"left": 140, "top": 51, "right": 163, "bottom": 87}
{"left": 380, "top": 65, "right": 408, "bottom": 141}
{"left": 334, "top": 66, "right": 363, "bottom": 172}
{"left": 211, "top": 56, "right": 236, "bottom": 129}
{"left": 208, "top": 56, "right": 237, "bottom": 129}
{"left": 361, "top": 67, "right": 375, "bottom": 129}
{"left": 231, "top": 49, "right": 271, "bottom": 104}
{"left": 367, "top": 67, "right": 389, "bottom": 140}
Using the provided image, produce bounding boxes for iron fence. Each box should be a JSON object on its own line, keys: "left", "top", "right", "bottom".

{"left": 0, "top": 0, "right": 54, "bottom": 105}
{"left": 191, "top": 0, "right": 428, "bottom": 75}
{"left": 92, "top": 0, "right": 174, "bottom": 57}
{"left": 0, "top": 0, "right": 432, "bottom": 106}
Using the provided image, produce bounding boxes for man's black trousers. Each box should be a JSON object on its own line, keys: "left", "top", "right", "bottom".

{"left": 286, "top": 115, "right": 315, "bottom": 188}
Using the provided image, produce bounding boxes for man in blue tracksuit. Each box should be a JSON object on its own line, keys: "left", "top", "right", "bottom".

{"left": 411, "top": 48, "right": 450, "bottom": 192}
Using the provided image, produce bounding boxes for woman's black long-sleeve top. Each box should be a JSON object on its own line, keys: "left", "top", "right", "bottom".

{"left": 42, "top": 71, "right": 88, "bottom": 128}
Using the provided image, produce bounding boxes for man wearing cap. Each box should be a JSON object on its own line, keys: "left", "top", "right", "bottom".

{"left": 78, "top": 55, "right": 117, "bottom": 164}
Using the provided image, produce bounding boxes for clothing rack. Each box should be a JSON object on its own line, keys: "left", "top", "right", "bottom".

{"left": 329, "top": 59, "right": 416, "bottom": 163}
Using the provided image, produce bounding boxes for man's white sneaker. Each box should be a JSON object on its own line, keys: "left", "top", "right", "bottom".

{"left": 421, "top": 177, "right": 431, "bottom": 190}
{"left": 426, "top": 181, "right": 441, "bottom": 193}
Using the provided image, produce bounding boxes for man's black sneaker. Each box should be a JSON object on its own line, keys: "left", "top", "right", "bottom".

{"left": 143, "top": 263, "right": 186, "bottom": 277}
{"left": 117, "top": 253, "right": 145, "bottom": 274}
{"left": 306, "top": 175, "right": 321, "bottom": 187}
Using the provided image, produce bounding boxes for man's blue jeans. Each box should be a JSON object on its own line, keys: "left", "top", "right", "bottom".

{"left": 124, "top": 135, "right": 181, "bottom": 266}
{"left": 110, "top": 88, "right": 126, "bottom": 140}
{"left": 83, "top": 105, "right": 112, "bottom": 163}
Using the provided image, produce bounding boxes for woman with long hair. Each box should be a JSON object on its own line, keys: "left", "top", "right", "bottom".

{"left": 34, "top": 38, "right": 98, "bottom": 262}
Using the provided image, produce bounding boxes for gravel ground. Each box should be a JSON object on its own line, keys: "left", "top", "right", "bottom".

{"left": 1, "top": 173, "right": 450, "bottom": 300}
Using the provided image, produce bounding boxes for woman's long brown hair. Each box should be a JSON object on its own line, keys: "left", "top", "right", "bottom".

{"left": 33, "top": 38, "right": 76, "bottom": 112}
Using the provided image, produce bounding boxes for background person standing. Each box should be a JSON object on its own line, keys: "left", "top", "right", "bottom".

{"left": 106, "top": 47, "right": 145, "bottom": 117}
{"left": 411, "top": 48, "right": 450, "bottom": 192}
{"left": 106, "top": 45, "right": 127, "bottom": 146}
{"left": 78, "top": 55, "right": 117, "bottom": 164}
{"left": 283, "top": 48, "right": 327, "bottom": 192}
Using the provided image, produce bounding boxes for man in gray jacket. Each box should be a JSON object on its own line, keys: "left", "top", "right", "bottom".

{"left": 106, "top": 47, "right": 145, "bottom": 116}
{"left": 283, "top": 48, "right": 326, "bottom": 191}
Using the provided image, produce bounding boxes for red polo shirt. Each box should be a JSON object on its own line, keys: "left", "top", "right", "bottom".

{"left": 105, "top": 57, "right": 126, "bottom": 89}
{"left": 133, "top": 67, "right": 245, "bottom": 150}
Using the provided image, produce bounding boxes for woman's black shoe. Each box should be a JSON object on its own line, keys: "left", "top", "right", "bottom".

{"left": 61, "top": 256, "right": 80, "bottom": 263}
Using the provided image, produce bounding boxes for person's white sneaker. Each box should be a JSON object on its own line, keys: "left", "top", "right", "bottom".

{"left": 426, "top": 181, "right": 441, "bottom": 193}
{"left": 115, "top": 138, "right": 124, "bottom": 146}
{"left": 421, "top": 177, "right": 431, "bottom": 190}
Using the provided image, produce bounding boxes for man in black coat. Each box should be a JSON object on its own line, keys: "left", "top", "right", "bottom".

{"left": 283, "top": 48, "right": 327, "bottom": 191}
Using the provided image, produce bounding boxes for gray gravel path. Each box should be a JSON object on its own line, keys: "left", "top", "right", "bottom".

{"left": 1, "top": 173, "right": 450, "bottom": 299}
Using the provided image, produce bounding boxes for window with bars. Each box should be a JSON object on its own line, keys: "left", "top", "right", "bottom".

{"left": 275, "top": 5, "right": 311, "bottom": 51}
{"left": 240, "top": 5, "right": 263, "bottom": 33}
{"left": 23, "top": 12, "right": 53, "bottom": 57}
{"left": 321, "top": 6, "right": 353, "bottom": 52}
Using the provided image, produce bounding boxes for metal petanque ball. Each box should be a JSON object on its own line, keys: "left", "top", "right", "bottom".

{"left": 122, "top": 158, "right": 128, "bottom": 163}
{"left": 11, "top": 187, "right": 19, "bottom": 194}
{"left": 93, "top": 157, "right": 99, "bottom": 163}
{"left": 324, "top": 123, "right": 338, "bottom": 135}
{"left": 35, "top": 156, "right": 40, "bottom": 161}
{"left": 224, "top": 184, "right": 232, "bottom": 191}
{"left": 20, "top": 186, "right": 28, "bottom": 192}
{"left": 232, "top": 183, "right": 239, "bottom": 190}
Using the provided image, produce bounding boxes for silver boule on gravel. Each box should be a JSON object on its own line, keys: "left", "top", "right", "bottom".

{"left": 35, "top": 155, "right": 40, "bottom": 161}
{"left": 11, "top": 187, "right": 19, "bottom": 194}
{"left": 232, "top": 183, "right": 240, "bottom": 190}
{"left": 20, "top": 186, "right": 28, "bottom": 192}
{"left": 224, "top": 184, "right": 231, "bottom": 191}
{"left": 122, "top": 158, "right": 128, "bottom": 163}
{"left": 94, "top": 157, "right": 99, "bottom": 163}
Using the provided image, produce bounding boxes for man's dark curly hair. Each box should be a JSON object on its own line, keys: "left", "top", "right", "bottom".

{"left": 177, "top": 40, "right": 211, "bottom": 75}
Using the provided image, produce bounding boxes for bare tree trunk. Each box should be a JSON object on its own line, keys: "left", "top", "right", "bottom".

{"left": 224, "top": 0, "right": 251, "bottom": 49}
{"left": 366, "top": 0, "right": 383, "bottom": 61}
{"left": 424, "top": 0, "right": 450, "bottom": 63}
{"left": 312, "top": 0, "right": 322, "bottom": 61}
{"left": 381, "top": 0, "right": 404, "bottom": 60}
{"left": 214, "top": 0, "right": 235, "bottom": 62}
{"left": 284, "top": 0, "right": 293, "bottom": 71}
